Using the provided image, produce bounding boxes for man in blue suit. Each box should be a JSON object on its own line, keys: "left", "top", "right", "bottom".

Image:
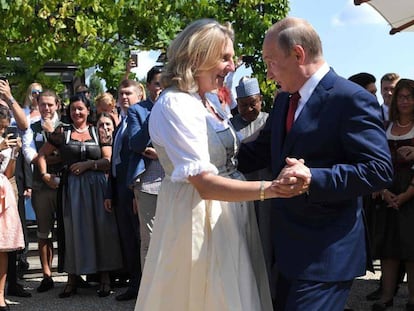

{"left": 105, "top": 79, "right": 144, "bottom": 301}
{"left": 127, "top": 66, "right": 164, "bottom": 270}
{"left": 238, "top": 17, "right": 393, "bottom": 311}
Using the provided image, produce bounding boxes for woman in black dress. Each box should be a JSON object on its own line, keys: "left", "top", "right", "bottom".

{"left": 373, "top": 79, "right": 414, "bottom": 311}
{"left": 37, "top": 95, "right": 122, "bottom": 298}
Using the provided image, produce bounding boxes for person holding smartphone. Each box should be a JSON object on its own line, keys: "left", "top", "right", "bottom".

{"left": 0, "top": 80, "right": 32, "bottom": 299}
{"left": 0, "top": 104, "right": 25, "bottom": 310}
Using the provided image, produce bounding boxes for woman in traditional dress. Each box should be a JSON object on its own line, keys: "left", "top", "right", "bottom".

{"left": 372, "top": 79, "right": 414, "bottom": 311}
{"left": 37, "top": 95, "right": 122, "bottom": 298}
{"left": 135, "top": 19, "right": 279, "bottom": 311}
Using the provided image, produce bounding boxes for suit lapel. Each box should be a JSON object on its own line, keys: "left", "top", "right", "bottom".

{"left": 271, "top": 92, "right": 290, "bottom": 172}
{"left": 280, "top": 69, "right": 337, "bottom": 159}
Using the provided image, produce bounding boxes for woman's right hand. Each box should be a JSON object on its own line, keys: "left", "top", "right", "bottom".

{"left": 397, "top": 146, "right": 414, "bottom": 161}
{"left": 0, "top": 133, "right": 18, "bottom": 150}
{"left": 382, "top": 189, "right": 399, "bottom": 210}
{"left": 98, "top": 126, "right": 112, "bottom": 145}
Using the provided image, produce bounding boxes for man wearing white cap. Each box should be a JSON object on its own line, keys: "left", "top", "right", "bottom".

{"left": 231, "top": 76, "right": 268, "bottom": 143}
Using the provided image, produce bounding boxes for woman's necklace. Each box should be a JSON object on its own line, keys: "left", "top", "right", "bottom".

{"left": 73, "top": 125, "right": 89, "bottom": 133}
{"left": 396, "top": 120, "right": 413, "bottom": 128}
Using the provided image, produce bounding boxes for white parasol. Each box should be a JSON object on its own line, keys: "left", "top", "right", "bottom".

{"left": 354, "top": 0, "right": 414, "bottom": 34}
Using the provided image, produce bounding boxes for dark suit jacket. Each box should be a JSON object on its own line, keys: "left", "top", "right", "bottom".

{"left": 126, "top": 100, "right": 153, "bottom": 187}
{"left": 106, "top": 113, "right": 134, "bottom": 203}
{"left": 238, "top": 69, "right": 393, "bottom": 282}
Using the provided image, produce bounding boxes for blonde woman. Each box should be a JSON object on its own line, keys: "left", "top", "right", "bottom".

{"left": 95, "top": 92, "right": 120, "bottom": 127}
{"left": 22, "top": 83, "right": 43, "bottom": 123}
{"left": 135, "top": 19, "right": 275, "bottom": 311}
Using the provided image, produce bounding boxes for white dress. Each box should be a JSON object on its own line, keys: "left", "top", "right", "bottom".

{"left": 135, "top": 89, "right": 272, "bottom": 311}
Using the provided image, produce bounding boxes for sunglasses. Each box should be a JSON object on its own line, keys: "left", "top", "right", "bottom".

{"left": 31, "top": 89, "right": 42, "bottom": 96}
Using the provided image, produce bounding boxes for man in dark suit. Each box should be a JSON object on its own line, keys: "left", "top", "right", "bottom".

{"left": 105, "top": 79, "right": 143, "bottom": 301}
{"left": 238, "top": 17, "right": 393, "bottom": 311}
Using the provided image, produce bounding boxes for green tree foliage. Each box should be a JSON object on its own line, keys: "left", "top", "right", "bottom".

{"left": 0, "top": 0, "right": 289, "bottom": 109}
{"left": 88, "top": 73, "right": 104, "bottom": 102}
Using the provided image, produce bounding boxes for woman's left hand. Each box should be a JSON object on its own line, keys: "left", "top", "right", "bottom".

{"left": 69, "top": 161, "right": 91, "bottom": 175}
{"left": 387, "top": 192, "right": 411, "bottom": 210}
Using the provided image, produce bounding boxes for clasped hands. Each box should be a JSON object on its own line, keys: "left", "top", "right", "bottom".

{"left": 271, "top": 157, "right": 311, "bottom": 198}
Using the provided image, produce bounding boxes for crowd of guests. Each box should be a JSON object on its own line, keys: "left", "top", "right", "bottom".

{"left": 0, "top": 16, "right": 413, "bottom": 311}
{"left": 0, "top": 71, "right": 162, "bottom": 309}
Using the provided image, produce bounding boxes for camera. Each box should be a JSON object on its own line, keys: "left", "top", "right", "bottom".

{"left": 0, "top": 76, "right": 7, "bottom": 81}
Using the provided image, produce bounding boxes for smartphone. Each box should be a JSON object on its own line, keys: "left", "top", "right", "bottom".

{"left": 130, "top": 50, "right": 139, "bottom": 67}
{"left": 242, "top": 55, "right": 255, "bottom": 64}
{"left": 6, "top": 126, "right": 19, "bottom": 139}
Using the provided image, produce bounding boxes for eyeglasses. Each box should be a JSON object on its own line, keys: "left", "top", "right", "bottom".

{"left": 397, "top": 94, "right": 414, "bottom": 102}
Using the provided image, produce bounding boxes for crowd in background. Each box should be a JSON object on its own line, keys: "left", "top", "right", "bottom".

{"left": 0, "top": 51, "right": 276, "bottom": 310}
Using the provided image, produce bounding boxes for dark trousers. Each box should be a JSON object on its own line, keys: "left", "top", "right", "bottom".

{"left": 17, "top": 194, "right": 29, "bottom": 263}
{"left": 275, "top": 273, "right": 353, "bottom": 311}
{"left": 6, "top": 251, "right": 17, "bottom": 288}
{"left": 114, "top": 186, "right": 141, "bottom": 293}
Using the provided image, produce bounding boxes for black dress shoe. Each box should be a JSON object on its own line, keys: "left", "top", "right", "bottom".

{"left": 7, "top": 283, "right": 32, "bottom": 297}
{"left": 372, "top": 299, "right": 393, "bottom": 311}
{"left": 37, "top": 276, "right": 54, "bottom": 293}
{"left": 76, "top": 276, "right": 91, "bottom": 288}
{"left": 115, "top": 289, "right": 138, "bottom": 301}
{"left": 366, "top": 287, "right": 382, "bottom": 301}
{"left": 0, "top": 304, "right": 9, "bottom": 311}
{"left": 58, "top": 284, "right": 77, "bottom": 298}
{"left": 97, "top": 283, "right": 113, "bottom": 298}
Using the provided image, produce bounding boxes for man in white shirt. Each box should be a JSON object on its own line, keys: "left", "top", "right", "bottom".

{"left": 380, "top": 73, "right": 400, "bottom": 121}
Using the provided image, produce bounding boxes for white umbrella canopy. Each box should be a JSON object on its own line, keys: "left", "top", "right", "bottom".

{"left": 354, "top": 0, "right": 414, "bottom": 34}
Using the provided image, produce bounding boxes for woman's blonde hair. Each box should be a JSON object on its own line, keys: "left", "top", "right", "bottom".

{"left": 95, "top": 92, "right": 116, "bottom": 113}
{"left": 161, "top": 19, "right": 234, "bottom": 93}
{"left": 23, "top": 82, "right": 43, "bottom": 108}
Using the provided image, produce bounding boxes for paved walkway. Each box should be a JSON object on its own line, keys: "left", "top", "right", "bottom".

{"left": 6, "top": 226, "right": 409, "bottom": 311}
{"left": 5, "top": 268, "right": 411, "bottom": 311}
{"left": 6, "top": 275, "right": 135, "bottom": 311}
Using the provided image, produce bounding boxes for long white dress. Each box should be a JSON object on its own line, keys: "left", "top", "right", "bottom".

{"left": 135, "top": 89, "right": 272, "bottom": 311}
